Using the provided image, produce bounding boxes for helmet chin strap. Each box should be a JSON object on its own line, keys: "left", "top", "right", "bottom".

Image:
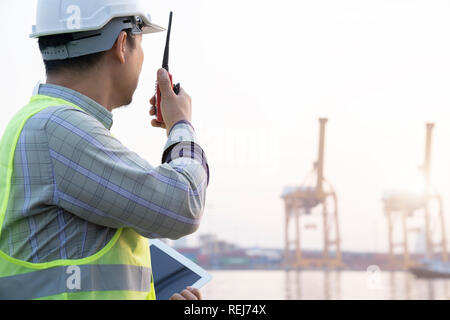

{"left": 41, "top": 17, "right": 141, "bottom": 61}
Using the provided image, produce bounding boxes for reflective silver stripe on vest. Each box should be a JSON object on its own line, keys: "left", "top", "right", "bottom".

{"left": 0, "top": 264, "right": 152, "bottom": 300}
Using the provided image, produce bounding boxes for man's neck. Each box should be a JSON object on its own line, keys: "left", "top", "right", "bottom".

{"left": 46, "top": 72, "right": 118, "bottom": 112}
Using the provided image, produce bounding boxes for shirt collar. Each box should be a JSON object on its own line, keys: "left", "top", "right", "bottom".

{"left": 38, "top": 83, "right": 114, "bottom": 130}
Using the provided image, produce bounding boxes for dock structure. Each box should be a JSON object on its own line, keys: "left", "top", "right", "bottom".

{"left": 281, "top": 118, "right": 343, "bottom": 269}
{"left": 382, "top": 123, "right": 448, "bottom": 270}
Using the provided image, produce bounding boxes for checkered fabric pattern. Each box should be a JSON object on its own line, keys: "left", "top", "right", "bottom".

{"left": 0, "top": 83, "right": 209, "bottom": 263}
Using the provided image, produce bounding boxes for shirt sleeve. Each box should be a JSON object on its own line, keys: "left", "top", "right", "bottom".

{"left": 45, "top": 107, "right": 209, "bottom": 240}
{"left": 162, "top": 120, "right": 210, "bottom": 186}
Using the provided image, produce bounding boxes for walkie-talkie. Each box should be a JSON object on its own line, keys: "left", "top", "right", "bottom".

{"left": 155, "top": 11, "right": 180, "bottom": 123}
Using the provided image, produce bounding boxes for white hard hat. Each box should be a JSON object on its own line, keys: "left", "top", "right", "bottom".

{"left": 31, "top": 0, "right": 165, "bottom": 60}
{"left": 31, "top": 0, "right": 164, "bottom": 38}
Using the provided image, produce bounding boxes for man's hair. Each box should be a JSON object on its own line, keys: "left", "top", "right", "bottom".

{"left": 38, "top": 29, "right": 136, "bottom": 75}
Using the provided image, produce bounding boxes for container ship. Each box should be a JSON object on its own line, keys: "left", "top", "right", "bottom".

{"left": 409, "top": 259, "right": 450, "bottom": 279}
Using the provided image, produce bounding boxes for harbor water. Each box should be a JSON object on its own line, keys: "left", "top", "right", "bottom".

{"left": 201, "top": 270, "right": 450, "bottom": 300}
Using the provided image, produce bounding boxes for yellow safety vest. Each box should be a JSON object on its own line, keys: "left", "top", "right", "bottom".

{"left": 0, "top": 94, "right": 156, "bottom": 300}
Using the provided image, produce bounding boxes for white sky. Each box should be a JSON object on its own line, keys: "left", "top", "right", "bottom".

{"left": 2, "top": 0, "right": 450, "bottom": 253}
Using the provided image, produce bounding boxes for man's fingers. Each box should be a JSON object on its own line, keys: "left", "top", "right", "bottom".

{"left": 180, "top": 289, "right": 198, "bottom": 300}
{"left": 157, "top": 68, "right": 175, "bottom": 99}
{"left": 170, "top": 288, "right": 202, "bottom": 300}
{"left": 150, "top": 95, "right": 156, "bottom": 106}
{"left": 187, "top": 287, "right": 202, "bottom": 300}
{"left": 151, "top": 119, "right": 166, "bottom": 129}
{"left": 170, "top": 293, "right": 185, "bottom": 301}
{"left": 149, "top": 105, "right": 156, "bottom": 116}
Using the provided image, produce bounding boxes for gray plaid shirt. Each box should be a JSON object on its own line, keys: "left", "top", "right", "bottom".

{"left": 0, "top": 83, "right": 209, "bottom": 263}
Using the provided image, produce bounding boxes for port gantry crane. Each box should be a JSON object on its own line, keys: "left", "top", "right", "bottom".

{"left": 382, "top": 123, "right": 448, "bottom": 270}
{"left": 281, "top": 118, "right": 343, "bottom": 269}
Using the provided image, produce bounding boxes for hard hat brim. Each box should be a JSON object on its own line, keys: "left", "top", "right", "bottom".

{"left": 141, "top": 23, "right": 166, "bottom": 34}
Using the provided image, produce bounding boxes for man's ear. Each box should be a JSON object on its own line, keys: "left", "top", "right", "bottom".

{"left": 112, "top": 31, "right": 128, "bottom": 64}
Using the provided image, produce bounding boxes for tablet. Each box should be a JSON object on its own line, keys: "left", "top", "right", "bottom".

{"left": 149, "top": 239, "right": 212, "bottom": 300}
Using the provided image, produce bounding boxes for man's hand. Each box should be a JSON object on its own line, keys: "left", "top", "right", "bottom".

{"left": 150, "top": 68, "right": 192, "bottom": 136}
{"left": 170, "top": 287, "right": 202, "bottom": 300}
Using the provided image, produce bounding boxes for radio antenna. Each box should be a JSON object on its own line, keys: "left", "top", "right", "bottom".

{"left": 162, "top": 11, "right": 173, "bottom": 72}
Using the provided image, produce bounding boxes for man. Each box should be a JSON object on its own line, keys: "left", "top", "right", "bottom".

{"left": 0, "top": 0, "right": 209, "bottom": 300}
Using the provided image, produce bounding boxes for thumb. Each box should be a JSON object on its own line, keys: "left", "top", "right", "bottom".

{"left": 157, "top": 68, "right": 174, "bottom": 98}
